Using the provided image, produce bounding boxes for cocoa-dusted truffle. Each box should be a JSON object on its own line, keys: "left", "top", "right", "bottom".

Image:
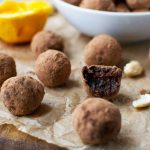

{"left": 0, "top": 53, "right": 16, "bottom": 87}
{"left": 84, "top": 34, "right": 122, "bottom": 66}
{"left": 1, "top": 76, "right": 45, "bottom": 116}
{"left": 116, "top": 3, "right": 130, "bottom": 12}
{"left": 73, "top": 98, "right": 121, "bottom": 145}
{"left": 80, "top": 0, "right": 115, "bottom": 11}
{"left": 64, "top": 0, "right": 81, "bottom": 5}
{"left": 140, "top": 89, "right": 150, "bottom": 95}
{"left": 31, "top": 31, "right": 64, "bottom": 58}
{"left": 113, "top": 0, "right": 126, "bottom": 4}
{"left": 126, "top": 0, "right": 150, "bottom": 9}
{"left": 35, "top": 50, "right": 71, "bottom": 87}
{"left": 82, "top": 65, "right": 122, "bottom": 99}
{"left": 133, "top": 8, "right": 149, "bottom": 12}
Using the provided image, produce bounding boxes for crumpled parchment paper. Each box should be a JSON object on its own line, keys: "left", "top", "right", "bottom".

{"left": 0, "top": 13, "right": 150, "bottom": 150}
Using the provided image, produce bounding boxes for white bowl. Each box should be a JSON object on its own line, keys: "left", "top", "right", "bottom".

{"left": 53, "top": 0, "right": 150, "bottom": 42}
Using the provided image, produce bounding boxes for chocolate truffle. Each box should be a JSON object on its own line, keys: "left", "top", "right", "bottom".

{"left": 140, "top": 89, "right": 150, "bottom": 95}
{"left": 126, "top": 0, "right": 150, "bottom": 9}
{"left": 113, "top": 0, "right": 126, "bottom": 4}
{"left": 84, "top": 34, "right": 122, "bottom": 66}
{"left": 132, "top": 8, "right": 149, "bottom": 12}
{"left": 82, "top": 65, "right": 122, "bottom": 99}
{"left": 116, "top": 3, "right": 130, "bottom": 12}
{"left": 80, "top": 0, "right": 115, "bottom": 11}
{"left": 31, "top": 31, "right": 64, "bottom": 58}
{"left": 64, "top": 0, "right": 81, "bottom": 5}
{"left": 1, "top": 76, "right": 45, "bottom": 116}
{"left": 35, "top": 50, "right": 71, "bottom": 87}
{"left": 0, "top": 53, "right": 16, "bottom": 87}
{"left": 73, "top": 98, "right": 121, "bottom": 145}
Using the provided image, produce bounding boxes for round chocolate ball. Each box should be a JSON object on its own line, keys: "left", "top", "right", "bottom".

{"left": 31, "top": 31, "right": 64, "bottom": 58}
{"left": 84, "top": 34, "right": 122, "bottom": 66}
{"left": 116, "top": 3, "right": 130, "bottom": 12}
{"left": 64, "top": 0, "right": 81, "bottom": 5}
{"left": 0, "top": 53, "right": 16, "bottom": 87}
{"left": 35, "top": 50, "right": 71, "bottom": 87}
{"left": 73, "top": 98, "right": 121, "bottom": 145}
{"left": 132, "top": 8, "right": 149, "bottom": 12}
{"left": 1, "top": 76, "right": 45, "bottom": 116}
{"left": 80, "top": 0, "right": 115, "bottom": 11}
{"left": 126, "top": 0, "right": 150, "bottom": 9}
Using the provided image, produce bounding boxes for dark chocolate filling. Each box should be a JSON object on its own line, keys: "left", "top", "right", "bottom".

{"left": 83, "top": 66, "right": 122, "bottom": 97}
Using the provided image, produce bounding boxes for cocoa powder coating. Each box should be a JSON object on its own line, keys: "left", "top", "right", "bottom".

{"left": 1, "top": 76, "right": 45, "bottom": 116}
{"left": 0, "top": 53, "right": 16, "bottom": 87}
{"left": 31, "top": 31, "right": 64, "bottom": 58}
{"left": 64, "top": 0, "right": 81, "bottom": 5}
{"left": 116, "top": 3, "right": 130, "bottom": 12}
{"left": 126, "top": 0, "right": 150, "bottom": 9}
{"left": 84, "top": 34, "right": 122, "bottom": 66}
{"left": 73, "top": 98, "right": 121, "bottom": 144}
{"left": 35, "top": 50, "right": 71, "bottom": 87}
{"left": 80, "top": 0, "right": 115, "bottom": 11}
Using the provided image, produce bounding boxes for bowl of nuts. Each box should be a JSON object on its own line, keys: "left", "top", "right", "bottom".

{"left": 53, "top": 0, "right": 150, "bottom": 42}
